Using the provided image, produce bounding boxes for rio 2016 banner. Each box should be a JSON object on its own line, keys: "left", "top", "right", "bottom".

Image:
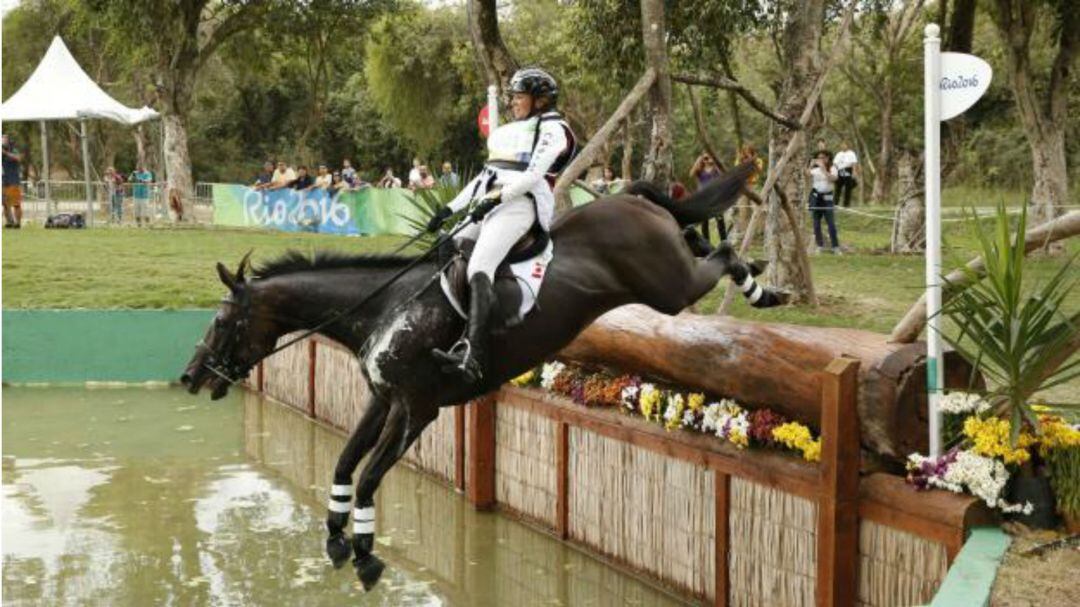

{"left": 211, "top": 185, "right": 430, "bottom": 236}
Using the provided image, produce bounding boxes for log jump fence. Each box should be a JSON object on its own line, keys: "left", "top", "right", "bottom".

{"left": 249, "top": 327, "right": 990, "bottom": 607}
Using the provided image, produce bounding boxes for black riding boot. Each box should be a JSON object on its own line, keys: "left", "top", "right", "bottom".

{"left": 432, "top": 274, "right": 496, "bottom": 383}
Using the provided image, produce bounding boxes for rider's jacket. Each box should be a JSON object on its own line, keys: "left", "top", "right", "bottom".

{"left": 447, "top": 111, "right": 577, "bottom": 231}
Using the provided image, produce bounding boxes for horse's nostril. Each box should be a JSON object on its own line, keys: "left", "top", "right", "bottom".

{"left": 180, "top": 373, "right": 192, "bottom": 386}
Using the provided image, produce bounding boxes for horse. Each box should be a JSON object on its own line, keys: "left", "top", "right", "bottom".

{"left": 180, "top": 161, "right": 786, "bottom": 590}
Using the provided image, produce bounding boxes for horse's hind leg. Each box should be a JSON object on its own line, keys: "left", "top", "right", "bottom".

{"left": 350, "top": 400, "right": 435, "bottom": 590}
{"left": 325, "top": 397, "right": 390, "bottom": 569}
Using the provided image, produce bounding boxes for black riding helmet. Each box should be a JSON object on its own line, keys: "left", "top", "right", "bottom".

{"left": 508, "top": 67, "right": 558, "bottom": 106}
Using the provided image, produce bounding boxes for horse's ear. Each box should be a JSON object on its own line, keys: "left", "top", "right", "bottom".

{"left": 236, "top": 249, "right": 254, "bottom": 283}
{"left": 217, "top": 262, "right": 239, "bottom": 292}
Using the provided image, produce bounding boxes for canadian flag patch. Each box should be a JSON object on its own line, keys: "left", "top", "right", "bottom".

{"left": 532, "top": 262, "right": 545, "bottom": 279}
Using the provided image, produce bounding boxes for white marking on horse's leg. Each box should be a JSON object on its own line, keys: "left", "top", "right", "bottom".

{"left": 353, "top": 506, "right": 375, "bottom": 534}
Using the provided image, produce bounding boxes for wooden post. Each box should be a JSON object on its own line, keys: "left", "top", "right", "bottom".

{"left": 256, "top": 361, "right": 264, "bottom": 392}
{"left": 466, "top": 394, "right": 497, "bottom": 510}
{"left": 714, "top": 470, "right": 730, "bottom": 607}
{"left": 455, "top": 406, "right": 466, "bottom": 492}
{"left": 556, "top": 421, "right": 570, "bottom": 539}
{"left": 307, "top": 340, "right": 317, "bottom": 418}
{"left": 816, "top": 357, "right": 861, "bottom": 607}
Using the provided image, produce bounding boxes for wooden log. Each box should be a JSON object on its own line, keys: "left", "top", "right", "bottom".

{"left": 558, "top": 305, "right": 981, "bottom": 460}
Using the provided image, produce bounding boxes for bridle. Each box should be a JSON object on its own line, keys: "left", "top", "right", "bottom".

{"left": 196, "top": 293, "right": 256, "bottom": 386}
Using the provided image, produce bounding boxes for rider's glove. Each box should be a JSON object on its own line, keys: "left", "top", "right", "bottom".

{"left": 426, "top": 206, "right": 453, "bottom": 233}
{"left": 470, "top": 189, "right": 502, "bottom": 222}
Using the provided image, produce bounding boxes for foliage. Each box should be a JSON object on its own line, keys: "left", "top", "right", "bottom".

{"left": 1048, "top": 445, "right": 1080, "bottom": 520}
{"left": 939, "top": 202, "right": 1080, "bottom": 443}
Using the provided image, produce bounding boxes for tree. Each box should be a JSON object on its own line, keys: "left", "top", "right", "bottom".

{"left": 466, "top": 0, "right": 518, "bottom": 92}
{"left": 638, "top": 0, "right": 674, "bottom": 184}
{"left": 90, "top": 0, "right": 270, "bottom": 219}
{"left": 990, "top": 1, "right": 1079, "bottom": 228}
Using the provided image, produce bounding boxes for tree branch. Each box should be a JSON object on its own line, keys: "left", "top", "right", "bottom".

{"left": 672, "top": 72, "right": 800, "bottom": 130}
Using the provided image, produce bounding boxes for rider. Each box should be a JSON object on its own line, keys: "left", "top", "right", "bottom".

{"left": 427, "top": 67, "right": 577, "bottom": 383}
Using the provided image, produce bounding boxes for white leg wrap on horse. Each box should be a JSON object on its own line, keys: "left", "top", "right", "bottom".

{"left": 330, "top": 484, "right": 352, "bottom": 497}
{"left": 353, "top": 507, "right": 375, "bottom": 534}
{"left": 738, "top": 275, "right": 764, "bottom": 305}
{"left": 327, "top": 499, "right": 352, "bottom": 513}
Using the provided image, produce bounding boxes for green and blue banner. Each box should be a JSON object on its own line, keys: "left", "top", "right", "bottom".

{"left": 211, "top": 185, "right": 429, "bottom": 236}
{"left": 211, "top": 183, "right": 599, "bottom": 236}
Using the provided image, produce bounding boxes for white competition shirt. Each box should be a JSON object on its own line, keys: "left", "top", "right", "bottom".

{"left": 833, "top": 149, "right": 858, "bottom": 171}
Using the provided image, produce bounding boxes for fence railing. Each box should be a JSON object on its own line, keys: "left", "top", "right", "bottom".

{"left": 17, "top": 180, "right": 216, "bottom": 225}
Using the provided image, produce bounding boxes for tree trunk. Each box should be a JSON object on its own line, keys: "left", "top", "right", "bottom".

{"left": 639, "top": 0, "right": 674, "bottom": 186}
{"left": 133, "top": 125, "right": 148, "bottom": 169}
{"left": 871, "top": 88, "right": 894, "bottom": 204}
{"left": 946, "top": 0, "right": 977, "bottom": 53}
{"left": 466, "top": 0, "right": 518, "bottom": 93}
{"left": 559, "top": 305, "right": 982, "bottom": 460}
{"left": 621, "top": 117, "right": 634, "bottom": 180}
{"left": 163, "top": 113, "right": 194, "bottom": 219}
{"left": 891, "top": 150, "right": 925, "bottom": 253}
{"left": 993, "top": 0, "right": 1077, "bottom": 230}
{"left": 763, "top": 1, "right": 824, "bottom": 301}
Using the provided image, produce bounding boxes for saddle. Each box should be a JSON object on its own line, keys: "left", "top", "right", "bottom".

{"left": 439, "top": 223, "right": 553, "bottom": 328}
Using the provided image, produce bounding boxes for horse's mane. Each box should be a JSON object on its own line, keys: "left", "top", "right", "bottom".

{"left": 253, "top": 249, "right": 420, "bottom": 279}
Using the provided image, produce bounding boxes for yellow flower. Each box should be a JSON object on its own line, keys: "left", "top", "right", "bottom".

{"left": 963, "top": 416, "right": 1033, "bottom": 466}
{"left": 730, "top": 428, "right": 749, "bottom": 449}
{"left": 688, "top": 393, "right": 705, "bottom": 412}
{"left": 1038, "top": 415, "right": 1080, "bottom": 457}
{"left": 640, "top": 385, "right": 661, "bottom": 422}
{"left": 510, "top": 369, "right": 536, "bottom": 387}
{"left": 664, "top": 393, "right": 686, "bottom": 431}
{"left": 771, "top": 422, "right": 820, "bottom": 461}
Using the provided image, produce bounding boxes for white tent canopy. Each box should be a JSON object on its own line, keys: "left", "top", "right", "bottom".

{"left": 1, "top": 36, "right": 161, "bottom": 226}
{"left": 1, "top": 36, "right": 158, "bottom": 125}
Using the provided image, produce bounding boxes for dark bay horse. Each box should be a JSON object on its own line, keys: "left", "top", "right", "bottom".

{"left": 181, "top": 162, "right": 784, "bottom": 589}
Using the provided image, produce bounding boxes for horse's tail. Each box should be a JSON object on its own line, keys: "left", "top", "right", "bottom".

{"left": 624, "top": 161, "right": 755, "bottom": 227}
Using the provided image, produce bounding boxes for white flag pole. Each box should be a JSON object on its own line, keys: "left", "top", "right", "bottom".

{"left": 924, "top": 24, "right": 944, "bottom": 458}
{"left": 487, "top": 85, "right": 499, "bottom": 132}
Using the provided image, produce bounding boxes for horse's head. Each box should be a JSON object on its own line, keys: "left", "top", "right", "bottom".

{"left": 180, "top": 252, "right": 280, "bottom": 400}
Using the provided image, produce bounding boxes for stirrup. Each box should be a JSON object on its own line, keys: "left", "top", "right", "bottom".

{"left": 431, "top": 339, "right": 483, "bottom": 382}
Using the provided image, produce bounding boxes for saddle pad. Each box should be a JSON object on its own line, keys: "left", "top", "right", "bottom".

{"left": 440, "top": 239, "right": 554, "bottom": 327}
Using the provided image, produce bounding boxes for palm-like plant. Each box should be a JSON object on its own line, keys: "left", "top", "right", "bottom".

{"left": 399, "top": 180, "right": 469, "bottom": 251}
{"left": 939, "top": 202, "right": 1079, "bottom": 444}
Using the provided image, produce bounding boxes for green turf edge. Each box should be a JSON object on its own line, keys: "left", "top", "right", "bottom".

{"left": 929, "top": 526, "right": 1012, "bottom": 607}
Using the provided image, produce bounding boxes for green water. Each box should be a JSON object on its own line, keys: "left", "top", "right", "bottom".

{"left": 2, "top": 387, "right": 688, "bottom": 606}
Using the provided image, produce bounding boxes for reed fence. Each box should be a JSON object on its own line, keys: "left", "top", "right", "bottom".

{"left": 246, "top": 335, "right": 991, "bottom": 606}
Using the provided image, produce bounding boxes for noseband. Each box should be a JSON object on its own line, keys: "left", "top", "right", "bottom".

{"left": 197, "top": 294, "right": 255, "bottom": 385}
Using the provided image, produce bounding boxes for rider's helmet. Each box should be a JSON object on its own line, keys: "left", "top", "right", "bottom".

{"left": 509, "top": 67, "right": 559, "bottom": 108}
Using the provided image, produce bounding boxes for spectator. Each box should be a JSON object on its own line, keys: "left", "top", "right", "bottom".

{"left": 104, "top": 166, "right": 125, "bottom": 224}
{"left": 412, "top": 165, "right": 435, "bottom": 191}
{"left": 833, "top": 141, "right": 859, "bottom": 208}
{"left": 314, "top": 164, "right": 332, "bottom": 190}
{"left": 270, "top": 161, "right": 296, "bottom": 190}
{"left": 291, "top": 166, "right": 315, "bottom": 190}
{"left": 438, "top": 161, "right": 460, "bottom": 188}
{"left": 407, "top": 157, "right": 423, "bottom": 189}
{"left": 376, "top": 167, "right": 401, "bottom": 188}
{"left": 129, "top": 164, "right": 154, "bottom": 227}
{"left": 735, "top": 144, "right": 764, "bottom": 186}
{"left": 810, "top": 138, "right": 831, "bottom": 168}
{"left": 2, "top": 134, "right": 23, "bottom": 228}
{"left": 252, "top": 161, "right": 274, "bottom": 190}
{"left": 807, "top": 150, "right": 840, "bottom": 254}
{"left": 341, "top": 159, "right": 358, "bottom": 186}
{"left": 690, "top": 152, "right": 727, "bottom": 241}
{"left": 669, "top": 181, "right": 687, "bottom": 201}
{"left": 330, "top": 171, "right": 349, "bottom": 193}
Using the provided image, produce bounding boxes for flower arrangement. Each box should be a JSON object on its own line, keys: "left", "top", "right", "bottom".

{"left": 518, "top": 361, "right": 821, "bottom": 462}
{"left": 907, "top": 389, "right": 1080, "bottom": 515}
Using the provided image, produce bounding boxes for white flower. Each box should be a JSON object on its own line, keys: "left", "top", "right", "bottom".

{"left": 911, "top": 449, "right": 1027, "bottom": 513}
{"left": 540, "top": 361, "right": 566, "bottom": 390}
{"left": 620, "top": 385, "right": 640, "bottom": 411}
{"left": 681, "top": 409, "right": 697, "bottom": 429}
{"left": 702, "top": 403, "right": 722, "bottom": 433}
{"left": 664, "top": 394, "right": 685, "bottom": 422}
{"left": 939, "top": 392, "right": 991, "bottom": 415}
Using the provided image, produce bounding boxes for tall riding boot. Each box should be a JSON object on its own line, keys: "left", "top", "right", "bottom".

{"left": 432, "top": 274, "right": 496, "bottom": 383}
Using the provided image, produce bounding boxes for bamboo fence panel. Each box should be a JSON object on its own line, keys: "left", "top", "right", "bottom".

{"left": 402, "top": 407, "right": 457, "bottom": 482}
{"left": 728, "top": 478, "right": 818, "bottom": 607}
{"left": 262, "top": 333, "right": 311, "bottom": 412}
{"left": 257, "top": 395, "right": 316, "bottom": 492}
{"left": 495, "top": 405, "right": 558, "bottom": 527}
{"left": 313, "top": 342, "right": 371, "bottom": 431}
{"left": 567, "top": 427, "right": 714, "bottom": 600}
{"left": 856, "top": 520, "right": 949, "bottom": 607}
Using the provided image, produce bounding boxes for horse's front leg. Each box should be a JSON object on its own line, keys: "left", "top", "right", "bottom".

{"left": 325, "top": 397, "right": 390, "bottom": 569}
{"left": 351, "top": 400, "right": 435, "bottom": 590}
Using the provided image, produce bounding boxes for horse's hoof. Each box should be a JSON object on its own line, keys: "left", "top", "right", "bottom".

{"left": 354, "top": 553, "right": 385, "bottom": 591}
{"left": 326, "top": 534, "right": 351, "bottom": 569}
{"left": 748, "top": 259, "right": 768, "bottom": 277}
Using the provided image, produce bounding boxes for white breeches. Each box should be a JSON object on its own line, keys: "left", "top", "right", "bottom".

{"left": 458, "top": 197, "right": 537, "bottom": 280}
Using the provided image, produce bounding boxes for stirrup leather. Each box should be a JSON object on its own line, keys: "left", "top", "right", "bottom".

{"left": 432, "top": 338, "right": 483, "bottom": 381}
